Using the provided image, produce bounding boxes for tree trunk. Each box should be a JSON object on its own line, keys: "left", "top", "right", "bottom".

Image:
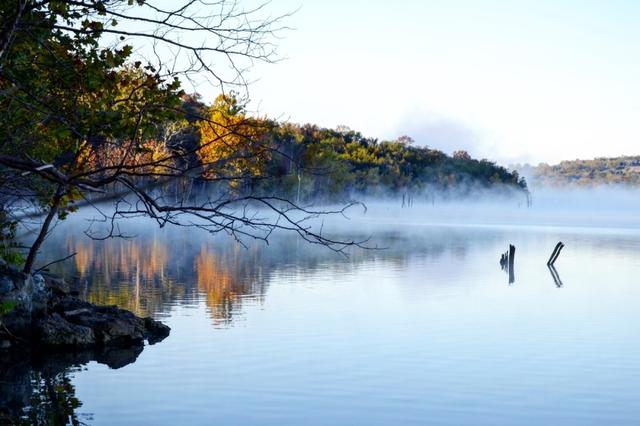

{"left": 0, "top": 0, "right": 28, "bottom": 67}
{"left": 22, "top": 186, "right": 64, "bottom": 274}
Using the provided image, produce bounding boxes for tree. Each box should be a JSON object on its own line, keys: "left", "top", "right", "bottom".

{"left": 453, "top": 150, "right": 472, "bottom": 160}
{"left": 197, "top": 93, "right": 272, "bottom": 185}
{"left": 0, "top": 0, "right": 363, "bottom": 274}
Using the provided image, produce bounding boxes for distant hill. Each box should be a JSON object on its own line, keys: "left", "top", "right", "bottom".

{"left": 516, "top": 156, "right": 640, "bottom": 187}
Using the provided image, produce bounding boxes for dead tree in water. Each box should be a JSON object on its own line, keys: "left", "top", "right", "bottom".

{"left": 499, "top": 244, "right": 516, "bottom": 284}
{"left": 401, "top": 192, "right": 414, "bottom": 208}
{"left": 547, "top": 242, "right": 564, "bottom": 266}
{"left": 500, "top": 251, "right": 508, "bottom": 270}
{"left": 508, "top": 244, "right": 515, "bottom": 284}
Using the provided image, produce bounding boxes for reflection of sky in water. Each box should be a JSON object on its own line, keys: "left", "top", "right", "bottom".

{"left": 20, "top": 208, "right": 640, "bottom": 425}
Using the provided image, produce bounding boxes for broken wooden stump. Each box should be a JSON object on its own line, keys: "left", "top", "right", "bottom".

{"left": 500, "top": 252, "right": 508, "bottom": 269}
{"left": 508, "top": 244, "right": 515, "bottom": 284}
{"left": 498, "top": 244, "right": 516, "bottom": 283}
{"left": 547, "top": 241, "right": 565, "bottom": 266}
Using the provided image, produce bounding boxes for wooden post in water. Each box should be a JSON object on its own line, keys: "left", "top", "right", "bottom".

{"left": 508, "top": 244, "right": 515, "bottom": 284}
{"left": 547, "top": 242, "right": 564, "bottom": 266}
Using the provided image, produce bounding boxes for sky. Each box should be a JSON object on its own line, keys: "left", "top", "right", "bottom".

{"left": 191, "top": 0, "right": 640, "bottom": 165}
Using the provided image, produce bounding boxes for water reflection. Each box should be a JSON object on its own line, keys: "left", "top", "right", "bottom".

{"left": 41, "top": 221, "right": 488, "bottom": 325}
{"left": 70, "top": 237, "right": 186, "bottom": 319}
{"left": 37, "top": 217, "right": 640, "bottom": 325}
{"left": 548, "top": 264, "right": 564, "bottom": 287}
{"left": 195, "top": 244, "right": 267, "bottom": 325}
{"left": 17, "top": 215, "right": 640, "bottom": 425}
{"left": 44, "top": 228, "right": 285, "bottom": 324}
{"left": 0, "top": 346, "right": 143, "bottom": 424}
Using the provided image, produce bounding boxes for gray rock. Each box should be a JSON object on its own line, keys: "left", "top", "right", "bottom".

{"left": 0, "top": 273, "right": 34, "bottom": 335}
{"left": 144, "top": 317, "right": 171, "bottom": 344}
{"left": 31, "top": 274, "right": 45, "bottom": 292}
{"left": 41, "top": 272, "right": 70, "bottom": 294}
{"left": 1, "top": 269, "right": 170, "bottom": 351}
{"left": 35, "top": 313, "right": 96, "bottom": 347}
{"left": 30, "top": 274, "right": 48, "bottom": 316}
{"left": 66, "top": 305, "right": 146, "bottom": 345}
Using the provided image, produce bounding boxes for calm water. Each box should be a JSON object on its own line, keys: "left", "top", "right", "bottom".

{"left": 4, "top": 204, "right": 640, "bottom": 425}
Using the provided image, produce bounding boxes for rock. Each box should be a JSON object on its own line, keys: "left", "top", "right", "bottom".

{"left": 41, "top": 272, "right": 70, "bottom": 294}
{"left": 31, "top": 274, "right": 45, "bottom": 292}
{"left": 30, "top": 274, "right": 48, "bottom": 316}
{"left": 35, "top": 313, "right": 96, "bottom": 347}
{"left": 54, "top": 297, "right": 93, "bottom": 313}
{"left": 63, "top": 308, "right": 91, "bottom": 317}
{"left": 1, "top": 270, "right": 170, "bottom": 352}
{"left": 0, "top": 268, "right": 36, "bottom": 336}
{"left": 65, "top": 305, "right": 146, "bottom": 346}
{"left": 144, "top": 317, "right": 171, "bottom": 344}
{"left": 51, "top": 296, "right": 169, "bottom": 347}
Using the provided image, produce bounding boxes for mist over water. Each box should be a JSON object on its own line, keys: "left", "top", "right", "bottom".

{"left": 308, "top": 186, "right": 640, "bottom": 240}
{"left": 6, "top": 187, "right": 640, "bottom": 425}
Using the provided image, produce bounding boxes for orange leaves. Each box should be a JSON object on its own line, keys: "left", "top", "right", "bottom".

{"left": 196, "top": 94, "right": 271, "bottom": 182}
{"left": 76, "top": 139, "right": 174, "bottom": 177}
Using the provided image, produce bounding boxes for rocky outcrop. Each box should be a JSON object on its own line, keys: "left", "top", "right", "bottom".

{"left": 36, "top": 313, "right": 96, "bottom": 347}
{"left": 35, "top": 296, "right": 170, "bottom": 348}
{"left": 0, "top": 260, "right": 48, "bottom": 336}
{"left": 0, "top": 261, "right": 170, "bottom": 351}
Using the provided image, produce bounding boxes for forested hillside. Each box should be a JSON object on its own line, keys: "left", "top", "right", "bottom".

{"left": 177, "top": 94, "right": 527, "bottom": 200}
{"left": 522, "top": 156, "right": 640, "bottom": 187}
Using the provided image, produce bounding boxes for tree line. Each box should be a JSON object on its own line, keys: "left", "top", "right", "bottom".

{"left": 0, "top": 0, "right": 525, "bottom": 273}
{"left": 521, "top": 156, "right": 640, "bottom": 187}
{"left": 179, "top": 92, "right": 527, "bottom": 201}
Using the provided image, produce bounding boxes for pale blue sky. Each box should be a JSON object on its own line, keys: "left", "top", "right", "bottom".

{"left": 200, "top": 0, "right": 640, "bottom": 164}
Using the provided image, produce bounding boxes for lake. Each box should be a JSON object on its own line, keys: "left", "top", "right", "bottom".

{"left": 4, "top": 201, "right": 640, "bottom": 425}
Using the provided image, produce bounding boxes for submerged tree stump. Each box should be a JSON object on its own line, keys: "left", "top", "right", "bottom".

{"left": 508, "top": 244, "right": 515, "bottom": 284}
{"left": 547, "top": 242, "right": 565, "bottom": 266}
{"left": 498, "top": 244, "right": 516, "bottom": 283}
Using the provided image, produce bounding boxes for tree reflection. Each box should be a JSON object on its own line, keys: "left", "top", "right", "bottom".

{"left": 58, "top": 234, "right": 187, "bottom": 318}
{"left": 0, "top": 345, "right": 143, "bottom": 425}
{"left": 37, "top": 221, "right": 479, "bottom": 325}
{"left": 548, "top": 264, "right": 564, "bottom": 287}
{"left": 195, "top": 245, "right": 266, "bottom": 325}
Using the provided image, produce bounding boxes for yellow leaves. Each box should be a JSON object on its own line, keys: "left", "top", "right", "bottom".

{"left": 76, "top": 139, "right": 174, "bottom": 176}
{"left": 196, "top": 94, "right": 271, "bottom": 181}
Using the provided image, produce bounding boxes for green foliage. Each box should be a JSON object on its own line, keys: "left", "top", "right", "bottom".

{"left": 0, "top": 300, "right": 16, "bottom": 316}
{"left": 0, "top": 209, "right": 22, "bottom": 266}
{"left": 0, "top": 250, "right": 24, "bottom": 267}
{"left": 532, "top": 156, "right": 640, "bottom": 187}
{"left": 232, "top": 121, "right": 528, "bottom": 200}
{"left": 189, "top": 95, "right": 526, "bottom": 199}
{"left": 0, "top": 0, "right": 184, "bottom": 209}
